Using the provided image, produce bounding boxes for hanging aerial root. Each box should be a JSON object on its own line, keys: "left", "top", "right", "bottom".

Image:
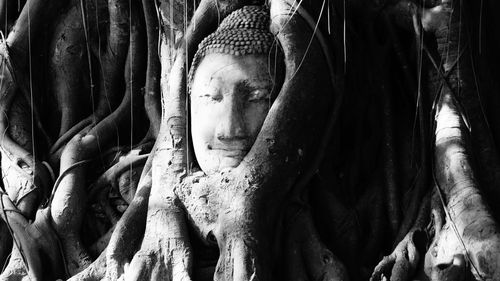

{"left": 359, "top": 184, "right": 386, "bottom": 269}
{"left": 381, "top": 67, "right": 401, "bottom": 239}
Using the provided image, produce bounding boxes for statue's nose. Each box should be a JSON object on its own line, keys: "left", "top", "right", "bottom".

{"left": 216, "top": 97, "right": 247, "bottom": 141}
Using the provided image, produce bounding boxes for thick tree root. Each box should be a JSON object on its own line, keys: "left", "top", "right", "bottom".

{"left": 284, "top": 204, "right": 349, "bottom": 281}
{"left": 424, "top": 81, "right": 500, "bottom": 281}
{"left": 370, "top": 191, "right": 430, "bottom": 281}
{"left": 0, "top": 0, "right": 148, "bottom": 278}
{"left": 88, "top": 153, "right": 149, "bottom": 203}
{"left": 371, "top": 230, "right": 427, "bottom": 281}
{"left": 0, "top": 0, "right": 68, "bottom": 213}
{"left": 0, "top": 245, "right": 28, "bottom": 281}
{"left": 68, "top": 250, "right": 107, "bottom": 281}
{"left": 0, "top": 220, "right": 12, "bottom": 271}
{"left": 48, "top": 1, "right": 89, "bottom": 139}
{"left": 102, "top": 160, "right": 152, "bottom": 280}
{"left": 0, "top": 196, "right": 66, "bottom": 281}
{"left": 49, "top": 0, "right": 133, "bottom": 158}
{"left": 141, "top": 0, "right": 161, "bottom": 137}
{"left": 418, "top": 1, "right": 500, "bottom": 280}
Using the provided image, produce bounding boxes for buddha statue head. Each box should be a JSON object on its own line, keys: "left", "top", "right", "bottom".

{"left": 189, "top": 5, "right": 282, "bottom": 174}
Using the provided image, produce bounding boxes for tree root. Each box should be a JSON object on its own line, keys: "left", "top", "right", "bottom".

{"left": 414, "top": 1, "right": 500, "bottom": 280}
{"left": 89, "top": 225, "right": 115, "bottom": 258}
{"left": 0, "top": 0, "right": 25, "bottom": 33}
{"left": 68, "top": 249, "right": 107, "bottom": 281}
{"left": 49, "top": 16, "right": 145, "bottom": 274}
{"left": 370, "top": 194, "right": 429, "bottom": 281}
{"left": 424, "top": 71, "right": 500, "bottom": 281}
{"left": 0, "top": 2, "right": 147, "bottom": 278}
{"left": 430, "top": 0, "right": 500, "bottom": 220}
{"left": 284, "top": 203, "right": 349, "bottom": 281}
{"left": 102, "top": 158, "right": 152, "bottom": 280}
{"left": 371, "top": 229, "right": 427, "bottom": 281}
{"left": 0, "top": 195, "right": 66, "bottom": 281}
{"left": 126, "top": 231, "right": 193, "bottom": 281}
{"left": 0, "top": 245, "right": 28, "bottom": 281}
{"left": 141, "top": 0, "right": 161, "bottom": 138}
{"left": 0, "top": 91, "right": 53, "bottom": 220}
{"left": 0, "top": 219, "right": 12, "bottom": 271}
{"left": 88, "top": 153, "right": 149, "bottom": 203}
{"left": 0, "top": 0, "right": 70, "bottom": 225}
{"left": 48, "top": 1, "right": 89, "bottom": 139}
{"left": 0, "top": 0, "right": 68, "bottom": 174}
{"left": 49, "top": 0, "right": 133, "bottom": 157}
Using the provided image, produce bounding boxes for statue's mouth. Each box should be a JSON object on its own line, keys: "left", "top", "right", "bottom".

{"left": 212, "top": 148, "right": 248, "bottom": 158}
{"left": 208, "top": 143, "right": 249, "bottom": 159}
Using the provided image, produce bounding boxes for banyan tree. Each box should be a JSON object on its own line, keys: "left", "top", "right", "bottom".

{"left": 0, "top": 0, "right": 498, "bottom": 280}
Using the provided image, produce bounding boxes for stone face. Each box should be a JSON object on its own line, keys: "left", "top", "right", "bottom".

{"left": 190, "top": 53, "right": 274, "bottom": 174}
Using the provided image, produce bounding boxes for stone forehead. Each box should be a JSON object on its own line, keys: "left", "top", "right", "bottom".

{"left": 188, "top": 5, "right": 275, "bottom": 91}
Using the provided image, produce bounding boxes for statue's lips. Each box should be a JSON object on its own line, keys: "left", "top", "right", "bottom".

{"left": 210, "top": 146, "right": 249, "bottom": 158}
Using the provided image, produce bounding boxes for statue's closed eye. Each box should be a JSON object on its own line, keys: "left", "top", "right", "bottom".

{"left": 200, "top": 92, "right": 223, "bottom": 102}
{"left": 248, "top": 89, "right": 270, "bottom": 102}
{"left": 198, "top": 89, "right": 270, "bottom": 103}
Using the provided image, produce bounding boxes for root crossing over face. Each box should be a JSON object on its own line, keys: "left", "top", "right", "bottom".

{"left": 190, "top": 53, "right": 274, "bottom": 174}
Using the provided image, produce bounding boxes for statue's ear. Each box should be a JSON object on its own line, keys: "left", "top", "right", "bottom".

{"left": 243, "top": 0, "right": 341, "bottom": 190}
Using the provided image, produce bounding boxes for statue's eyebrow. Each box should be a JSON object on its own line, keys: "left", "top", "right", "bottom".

{"left": 210, "top": 62, "right": 239, "bottom": 78}
{"left": 237, "top": 79, "right": 258, "bottom": 91}
{"left": 239, "top": 77, "right": 273, "bottom": 88}
{"left": 206, "top": 63, "right": 239, "bottom": 88}
{"left": 235, "top": 79, "right": 273, "bottom": 96}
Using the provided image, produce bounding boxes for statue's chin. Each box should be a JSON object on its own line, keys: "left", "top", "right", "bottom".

{"left": 219, "top": 156, "right": 244, "bottom": 169}
{"left": 199, "top": 154, "right": 245, "bottom": 175}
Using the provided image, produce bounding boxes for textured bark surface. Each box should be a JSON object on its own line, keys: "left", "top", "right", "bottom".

{"left": 0, "top": 0, "right": 498, "bottom": 280}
